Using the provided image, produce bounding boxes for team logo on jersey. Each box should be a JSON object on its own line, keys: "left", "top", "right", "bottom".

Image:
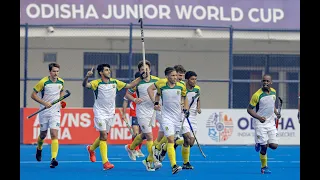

{"left": 112, "top": 84, "right": 116, "bottom": 88}
{"left": 206, "top": 112, "right": 233, "bottom": 142}
{"left": 177, "top": 90, "right": 180, "bottom": 95}
{"left": 98, "top": 122, "right": 102, "bottom": 127}
{"left": 257, "top": 135, "right": 261, "bottom": 139}
{"left": 272, "top": 95, "right": 276, "bottom": 101}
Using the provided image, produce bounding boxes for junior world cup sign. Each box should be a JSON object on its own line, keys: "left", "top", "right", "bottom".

{"left": 20, "top": 0, "right": 300, "bottom": 29}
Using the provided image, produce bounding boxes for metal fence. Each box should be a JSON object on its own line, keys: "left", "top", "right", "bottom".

{"left": 20, "top": 23, "right": 300, "bottom": 109}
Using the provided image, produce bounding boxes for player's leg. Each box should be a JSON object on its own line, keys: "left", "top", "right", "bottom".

{"left": 163, "top": 119, "right": 182, "bottom": 174}
{"left": 98, "top": 117, "right": 115, "bottom": 170}
{"left": 35, "top": 116, "right": 49, "bottom": 162}
{"left": 189, "top": 119, "right": 197, "bottom": 148}
{"left": 125, "top": 116, "right": 148, "bottom": 161}
{"left": 86, "top": 136, "right": 100, "bottom": 162}
{"left": 255, "top": 127, "right": 271, "bottom": 174}
{"left": 48, "top": 116, "right": 61, "bottom": 168}
{"left": 180, "top": 122, "right": 193, "bottom": 169}
{"left": 131, "top": 116, "right": 144, "bottom": 157}
{"left": 137, "top": 117, "right": 158, "bottom": 171}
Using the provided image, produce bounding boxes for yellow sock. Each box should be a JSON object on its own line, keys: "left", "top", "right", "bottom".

{"left": 153, "top": 139, "right": 159, "bottom": 148}
{"left": 167, "top": 143, "right": 176, "bottom": 167}
{"left": 163, "top": 143, "right": 167, "bottom": 151}
{"left": 260, "top": 153, "right": 267, "bottom": 168}
{"left": 37, "top": 136, "right": 44, "bottom": 150}
{"left": 90, "top": 137, "right": 100, "bottom": 151}
{"left": 156, "top": 136, "right": 167, "bottom": 150}
{"left": 146, "top": 140, "right": 154, "bottom": 162}
{"left": 175, "top": 139, "right": 184, "bottom": 146}
{"left": 130, "top": 134, "right": 143, "bottom": 150}
{"left": 182, "top": 145, "right": 190, "bottom": 164}
{"left": 99, "top": 140, "right": 108, "bottom": 164}
{"left": 51, "top": 139, "right": 59, "bottom": 159}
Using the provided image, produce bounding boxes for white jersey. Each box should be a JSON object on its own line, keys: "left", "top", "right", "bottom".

{"left": 89, "top": 78, "right": 126, "bottom": 119}
{"left": 33, "top": 76, "right": 64, "bottom": 117}
{"left": 128, "top": 75, "right": 160, "bottom": 119}
{"left": 186, "top": 85, "right": 200, "bottom": 117}
{"left": 155, "top": 79, "right": 187, "bottom": 123}
{"left": 249, "top": 88, "right": 277, "bottom": 128}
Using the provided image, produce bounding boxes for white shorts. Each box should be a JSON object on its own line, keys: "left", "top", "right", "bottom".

{"left": 137, "top": 116, "right": 153, "bottom": 134}
{"left": 162, "top": 117, "right": 190, "bottom": 137}
{"left": 254, "top": 125, "right": 279, "bottom": 145}
{"left": 185, "top": 116, "right": 197, "bottom": 137}
{"left": 156, "top": 111, "right": 164, "bottom": 132}
{"left": 39, "top": 115, "right": 61, "bottom": 131}
{"left": 94, "top": 117, "right": 115, "bottom": 133}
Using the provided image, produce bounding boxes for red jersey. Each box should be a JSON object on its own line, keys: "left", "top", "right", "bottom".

{"left": 124, "top": 90, "right": 137, "bottom": 117}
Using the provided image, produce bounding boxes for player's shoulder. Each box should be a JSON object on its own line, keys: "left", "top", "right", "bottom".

{"left": 57, "top": 77, "right": 65, "bottom": 83}
{"left": 150, "top": 75, "right": 160, "bottom": 81}
{"left": 39, "top": 76, "right": 50, "bottom": 82}
{"left": 179, "top": 80, "right": 186, "bottom": 86}
{"left": 270, "top": 88, "right": 276, "bottom": 93}
{"left": 252, "top": 88, "right": 263, "bottom": 97}
{"left": 155, "top": 78, "right": 167, "bottom": 87}
{"left": 176, "top": 81, "right": 185, "bottom": 88}
{"left": 90, "top": 78, "right": 102, "bottom": 84}
{"left": 194, "top": 85, "right": 201, "bottom": 90}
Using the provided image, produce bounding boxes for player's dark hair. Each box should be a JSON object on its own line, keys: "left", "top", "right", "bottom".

{"left": 138, "top": 60, "right": 151, "bottom": 71}
{"left": 97, "top": 64, "right": 111, "bottom": 76}
{"left": 263, "top": 74, "right": 272, "bottom": 80}
{"left": 174, "top": 64, "right": 186, "bottom": 74}
{"left": 185, "top": 71, "right": 197, "bottom": 79}
{"left": 164, "top": 67, "right": 176, "bottom": 76}
{"left": 48, "top": 63, "right": 60, "bottom": 71}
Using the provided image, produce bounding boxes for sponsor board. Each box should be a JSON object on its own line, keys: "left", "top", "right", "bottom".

{"left": 197, "top": 109, "right": 300, "bottom": 145}
{"left": 22, "top": 108, "right": 159, "bottom": 144}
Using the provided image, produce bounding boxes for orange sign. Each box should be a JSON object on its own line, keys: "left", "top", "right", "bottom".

{"left": 23, "top": 108, "right": 159, "bottom": 144}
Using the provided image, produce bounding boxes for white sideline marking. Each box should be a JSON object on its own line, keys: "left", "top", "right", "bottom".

{"left": 20, "top": 160, "right": 300, "bottom": 164}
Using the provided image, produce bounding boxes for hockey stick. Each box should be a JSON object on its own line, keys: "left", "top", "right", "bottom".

{"left": 275, "top": 97, "right": 283, "bottom": 129}
{"left": 138, "top": 18, "right": 146, "bottom": 73}
{"left": 186, "top": 116, "right": 206, "bottom": 158}
{"left": 27, "top": 90, "right": 71, "bottom": 119}
{"left": 119, "top": 108, "right": 135, "bottom": 136}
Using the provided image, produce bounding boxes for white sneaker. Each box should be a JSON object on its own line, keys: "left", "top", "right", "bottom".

{"left": 159, "top": 143, "right": 166, "bottom": 162}
{"left": 152, "top": 146, "right": 159, "bottom": 161}
{"left": 142, "top": 159, "right": 155, "bottom": 171}
{"left": 125, "top": 145, "right": 136, "bottom": 161}
{"left": 154, "top": 161, "right": 162, "bottom": 170}
{"left": 136, "top": 149, "right": 145, "bottom": 157}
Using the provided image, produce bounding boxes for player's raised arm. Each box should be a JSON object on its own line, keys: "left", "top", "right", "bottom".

{"left": 82, "top": 67, "right": 94, "bottom": 88}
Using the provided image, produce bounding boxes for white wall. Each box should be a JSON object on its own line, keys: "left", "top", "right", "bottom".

{"left": 20, "top": 28, "right": 300, "bottom": 108}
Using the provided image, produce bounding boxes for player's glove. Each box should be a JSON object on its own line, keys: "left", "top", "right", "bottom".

{"left": 183, "top": 109, "right": 189, "bottom": 118}
{"left": 276, "top": 112, "right": 281, "bottom": 119}
{"left": 139, "top": 72, "right": 147, "bottom": 79}
{"left": 61, "top": 101, "right": 66, "bottom": 108}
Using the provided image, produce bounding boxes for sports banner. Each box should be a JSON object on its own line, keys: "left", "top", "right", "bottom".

{"left": 196, "top": 109, "right": 300, "bottom": 145}
{"left": 22, "top": 108, "right": 159, "bottom": 144}
{"left": 20, "top": 0, "right": 300, "bottom": 29}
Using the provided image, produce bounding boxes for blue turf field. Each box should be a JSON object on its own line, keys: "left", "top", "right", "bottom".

{"left": 20, "top": 144, "right": 300, "bottom": 180}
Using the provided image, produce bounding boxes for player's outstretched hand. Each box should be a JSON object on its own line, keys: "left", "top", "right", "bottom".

{"left": 86, "top": 67, "right": 94, "bottom": 77}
